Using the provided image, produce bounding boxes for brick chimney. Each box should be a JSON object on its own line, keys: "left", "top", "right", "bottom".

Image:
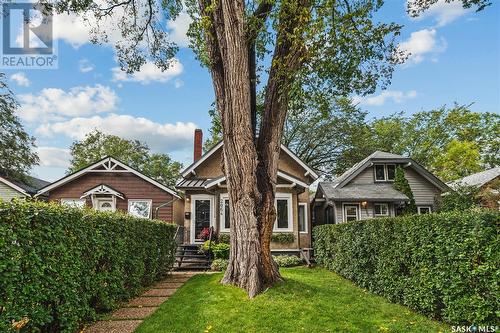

{"left": 193, "top": 129, "right": 203, "bottom": 162}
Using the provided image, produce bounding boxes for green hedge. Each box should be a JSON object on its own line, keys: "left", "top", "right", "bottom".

{"left": 313, "top": 209, "right": 499, "bottom": 325}
{"left": 271, "top": 233, "right": 295, "bottom": 244}
{"left": 0, "top": 200, "right": 177, "bottom": 332}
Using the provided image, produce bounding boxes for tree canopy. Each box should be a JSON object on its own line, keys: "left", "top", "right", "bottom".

{"left": 0, "top": 74, "right": 39, "bottom": 180}
{"left": 68, "top": 130, "right": 182, "bottom": 187}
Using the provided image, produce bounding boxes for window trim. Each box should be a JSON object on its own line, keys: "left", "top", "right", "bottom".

{"left": 60, "top": 198, "right": 86, "bottom": 208}
{"left": 128, "top": 199, "right": 153, "bottom": 219}
{"left": 342, "top": 202, "right": 360, "bottom": 223}
{"left": 417, "top": 206, "right": 432, "bottom": 215}
{"left": 374, "top": 164, "right": 386, "bottom": 182}
{"left": 274, "top": 193, "right": 293, "bottom": 232}
{"left": 298, "top": 202, "right": 308, "bottom": 233}
{"left": 374, "top": 202, "right": 390, "bottom": 217}
{"left": 220, "top": 193, "right": 230, "bottom": 232}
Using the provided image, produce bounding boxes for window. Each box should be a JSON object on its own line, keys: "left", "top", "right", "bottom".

{"left": 61, "top": 198, "right": 86, "bottom": 208}
{"left": 343, "top": 204, "right": 359, "bottom": 222}
{"left": 298, "top": 203, "right": 308, "bottom": 233}
{"left": 375, "top": 165, "right": 386, "bottom": 181}
{"left": 386, "top": 165, "right": 396, "bottom": 181}
{"left": 220, "top": 194, "right": 230, "bottom": 232}
{"left": 374, "top": 203, "right": 389, "bottom": 217}
{"left": 274, "top": 193, "right": 293, "bottom": 231}
{"left": 418, "top": 206, "right": 431, "bottom": 215}
{"left": 128, "top": 200, "right": 152, "bottom": 218}
{"left": 375, "top": 164, "right": 397, "bottom": 182}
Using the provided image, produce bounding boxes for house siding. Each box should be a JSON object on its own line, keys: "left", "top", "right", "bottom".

{"left": 47, "top": 172, "right": 174, "bottom": 221}
{"left": 0, "top": 182, "right": 26, "bottom": 201}
{"left": 405, "top": 168, "right": 441, "bottom": 209}
{"left": 350, "top": 166, "right": 374, "bottom": 184}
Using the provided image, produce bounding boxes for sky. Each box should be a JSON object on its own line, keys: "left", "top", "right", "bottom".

{"left": 2, "top": 0, "right": 499, "bottom": 182}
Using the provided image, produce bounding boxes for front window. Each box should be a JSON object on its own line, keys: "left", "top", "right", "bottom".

{"left": 128, "top": 200, "right": 152, "bottom": 218}
{"left": 298, "top": 203, "right": 307, "bottom": 233}
{"left": 344, "top": 204, "right": 359, "bottom": 222}
{"left": 375, "top": 165, "right": 386, "bottom": 181}
{"left": 61, "top": 198, "right": 86, "bottom": 208}
{"left": 418, "top": 206, "right": 431, "bottom": 215}
{"left": 274, "top": 194, "right": 293, "bottom": 231}
{"left": 374, "top": 203, "right": 389, "bottom": 217}
{"left": 220, "top": 195, "right": 230, "bottom": 232}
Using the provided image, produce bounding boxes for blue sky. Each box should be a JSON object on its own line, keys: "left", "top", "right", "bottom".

{"left": 3, "top": 0, "right": 499, "bottom": 181}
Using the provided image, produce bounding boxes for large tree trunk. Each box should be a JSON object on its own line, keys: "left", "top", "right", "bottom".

{"left": 199, "top": 0, "right": 309, "bottom": 297}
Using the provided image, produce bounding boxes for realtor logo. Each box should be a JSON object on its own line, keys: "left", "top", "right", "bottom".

{"left": 1, "top": 2, "right": 57, "bottom": 69}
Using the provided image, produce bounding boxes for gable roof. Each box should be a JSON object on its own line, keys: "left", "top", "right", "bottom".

{"left": 326, "top": 151, "right": 449, "bottom": 192}
{"left": 36, "top": 156, "right": 180, "bottom": 198}
{"left": 180, "top": 141, "right": 319, "bottom": 180}
{"left": 0, "top": 174, "right": 50, "bottom": 196}
{"left": 449, "top": 167, "right": 500, "bottom": 189}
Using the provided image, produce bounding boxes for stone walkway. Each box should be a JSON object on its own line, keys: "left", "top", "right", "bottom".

{"left": 83, "top": 272, "right": 198, "bottom": 333}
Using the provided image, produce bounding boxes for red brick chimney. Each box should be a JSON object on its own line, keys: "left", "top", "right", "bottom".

{"left": 193, "top": 129, "right": 203, "bottom": 162}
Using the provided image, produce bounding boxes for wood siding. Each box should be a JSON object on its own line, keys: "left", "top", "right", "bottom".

{"left": 47, "top": 172, "right": 174, "bottom": 221}
{"left": 405, "top": 168, "right": 441, "bottom": 208}
{"left": 0, "top": 182, "right": 26, "bottom": 201}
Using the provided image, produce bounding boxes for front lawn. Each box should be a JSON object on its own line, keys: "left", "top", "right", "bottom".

{"left": 136, "top": 267, "right": 448, "bottom": 333}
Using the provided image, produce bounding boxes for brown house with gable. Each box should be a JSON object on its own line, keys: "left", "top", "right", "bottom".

{"left": 36, "top": 156, "right": 183, "bottom": 223}
{"left": 176, "top": 130, "right": 319, "bottom": 257}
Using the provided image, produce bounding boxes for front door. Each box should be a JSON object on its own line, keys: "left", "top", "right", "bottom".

{"left": 191, "top": 196, "right": 213, "bottom": 243}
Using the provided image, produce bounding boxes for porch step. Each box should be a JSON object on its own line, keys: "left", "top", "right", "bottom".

{"left": 174, "top": 244, "right": 211, "bottom": 271}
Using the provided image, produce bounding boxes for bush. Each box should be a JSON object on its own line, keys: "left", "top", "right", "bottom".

{"left": 218, "top": 233, "right": 230, "bottom": 244}
{"left": 0, "top": 200, "right": 177, "bottom": 333}
{"left": 313, "top": 209, "right": 499, "bottom": 325}
{"left": 212, "top": 243, "right": 230, "bottom": 259}
{"left": 270, "top": 233, "right": 295, "bottom": 244}
{"left": 211, "top": 259, "right": 228, "bottom": 272}
{"left": 272, "top": 255, "right": 303, "bottom": 267}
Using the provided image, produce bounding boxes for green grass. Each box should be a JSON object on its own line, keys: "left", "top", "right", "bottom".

{"left": 136, "top": 267, "right": 449, "bottom": 333}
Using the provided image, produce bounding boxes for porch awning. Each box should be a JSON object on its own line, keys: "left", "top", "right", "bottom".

{"left": 81, "top": 184, "right": 124, "bottom": 199}
{"left": 321, "top": 184, "right": 409, "bottom": 202}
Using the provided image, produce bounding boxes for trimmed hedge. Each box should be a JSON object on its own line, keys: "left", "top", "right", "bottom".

{"left": 271, "top": 233, "right": 295, "bottom": 244}
{"left": 313, "top": 209, "right": 499, "bottom": 325}
{"left": 0, "top": 200, "right": 177, "bottom": 332}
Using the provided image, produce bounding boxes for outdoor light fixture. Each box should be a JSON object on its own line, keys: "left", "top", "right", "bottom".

{"left": 361, "top": 201, "right": 368, "bottom": 208}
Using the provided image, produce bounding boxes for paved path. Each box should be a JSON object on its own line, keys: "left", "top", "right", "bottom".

{"left": 83, "top": 272, "right": 198, "bottom": 333}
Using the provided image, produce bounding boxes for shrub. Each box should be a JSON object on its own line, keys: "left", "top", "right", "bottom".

{"left": 272, "top": 255, "right": 303, "bottom": 267}
{"left": 211, "top": 259, "right": 228, "bottom": 271}
{"left": 440, "top": 184, "right": 480, "bottom": 212}
{"left": 270, "top": 233, "right": 295, "bottom": 244}
{"left": 0, "top": 200, "right": 177, "bottom": 333}
{"left": 218, "top": 233, "right": 230, "bottom": 244}
{"left": 212, "top": 243, "right": 230, "bottom": 259}
{"left": 313, "top": 209, "right": 499, "bottom": 325}
{"left": 394, "top": 166, "right": 416, "bottom": 214}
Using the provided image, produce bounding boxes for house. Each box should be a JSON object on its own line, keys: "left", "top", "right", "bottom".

{"left": 448, "top": 167, "right": 500, "bottom": 210}
{"left": 312, "top": 151, "right": 450, "bottom": 225}
{"left": 0, "top": 174, "right": 49, "bottom": 201}
{"left": 35, "top": 156, "right": 183, "bottom": 224}
{"left": 176, "top": 130, "right": 319, "bottom": 256}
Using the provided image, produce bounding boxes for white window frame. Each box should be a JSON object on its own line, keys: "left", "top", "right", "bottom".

{"left": 190, "top": 194, "right": 215, "bottom": 244}
{"left": 417, "top": 206, "right": 432, "bottom": 215}
{"left": 61, "top": 198, "right": 86, "bottom": 208}
{"left": 386, "top": 164, "right": 396, "bottom": 181}
{"left": 298, "top": 202, "right": 308, "bottom": 233}
{"left": 374, "top": 203, "right": 389, "bottom": 217}
{"left": 274, "top": 193, "right": 293, "bottom": 232}
{"left": 128, "top": 199, "right": 153, "bottom": 218}
{"left": 342, "top": 203, "right": 360, "bottom": 223}
{"left": 220, "top": 193, "right": 230, "bottom": 232}
{"left": 374, "top": 164, "right": 386, "bottom": 182}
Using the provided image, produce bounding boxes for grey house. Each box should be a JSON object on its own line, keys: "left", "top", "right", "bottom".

{"left": 312, "top": 151, "right": 450, "bottom": 225}
{"left": 0, "top": 174, "right": 50, "bottom": 201}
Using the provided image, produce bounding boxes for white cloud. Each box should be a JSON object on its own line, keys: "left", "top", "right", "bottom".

{"left": 398, "top": 28, "right": 446, "bottom": 65}
{"left": 112, "top": 59, "right": 183, "bottom": 85}
{"left": 10, "top": 72, "right": 30, "bottom": 87}
{"left": 79, "top": 58, "right": 95, "bottom": 73}
{"left": 36, "top": 114, "right": 198, "bottom": 152}
{"left": 167, "top": 12, "right": 192, "bottom": 48}
{"left": 17, "top": 84, "right": 118, "bottom": 122}
{"left": 407, "top": 0, "right": 473, "bottom": 27}
{"left": 353, "top": 90, "right": 417, "bottom": 106}
{"left": 36, "top": 147, "right": 71, "bottom": 168}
